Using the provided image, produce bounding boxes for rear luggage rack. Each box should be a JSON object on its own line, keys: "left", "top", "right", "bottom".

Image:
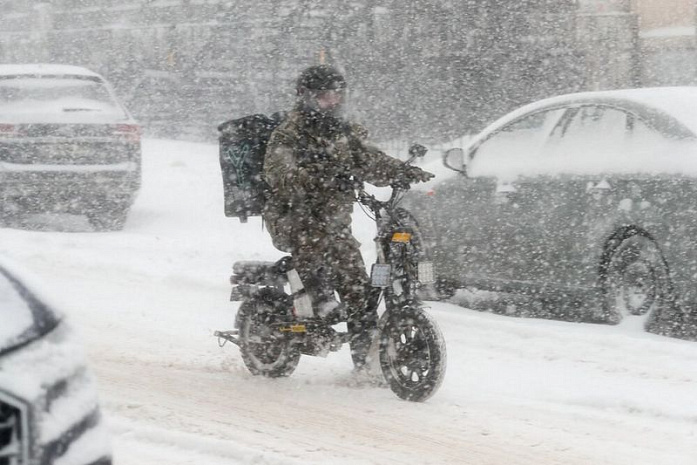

{"left": 229, "top": 257, "right": 292, "bottom": 300}
{"left": 214, "top": 330, "right": 240, "bottom": 347}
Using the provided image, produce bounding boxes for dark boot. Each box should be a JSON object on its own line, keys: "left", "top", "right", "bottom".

{"left": 315, "top": 297, "right": 347, "bottom": 324}
{"left": 347, "top": 312, "right": 378, "bottom": 369}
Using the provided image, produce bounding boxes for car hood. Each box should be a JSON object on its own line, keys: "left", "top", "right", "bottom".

{"left": 0, "top": 322, "right": 112, "bottom": 464}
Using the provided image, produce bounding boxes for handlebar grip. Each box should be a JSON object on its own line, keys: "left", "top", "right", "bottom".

{"left": 390, "top": 180, "right": 412, "bottom": 190}
{"left": 408, "top": 143, "right": 428, "bottom": 158}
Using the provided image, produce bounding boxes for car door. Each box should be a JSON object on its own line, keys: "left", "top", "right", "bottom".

{"left": 524, "top": 104, "right": 633, "bottom": 291}
{"left": 452, "top": 107, "right": 565, "bottom": 291}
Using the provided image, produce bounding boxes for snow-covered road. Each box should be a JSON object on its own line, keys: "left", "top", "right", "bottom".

{"left": 1, "top": 139, "right": 695, "bottom": 464}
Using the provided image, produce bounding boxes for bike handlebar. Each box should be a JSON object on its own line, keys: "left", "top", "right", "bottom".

{"left": 355, "top": 145, "right": 424, "bottom": 215}
{"left": 356, "top": 181, "right": 410, "bottom": 215}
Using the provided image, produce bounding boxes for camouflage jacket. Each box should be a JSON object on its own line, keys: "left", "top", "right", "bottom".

{"left": 263, "top": 108, "right": 407, "bottom": 243}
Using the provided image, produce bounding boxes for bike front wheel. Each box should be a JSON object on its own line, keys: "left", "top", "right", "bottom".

{"left": 379, "top": 306, "right": 447, "bottom": 402}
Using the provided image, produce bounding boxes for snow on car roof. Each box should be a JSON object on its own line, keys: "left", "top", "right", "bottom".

{"left": 463, "top": 87, "right": 697, "bottom": 180}
{"left": 484, "top": 87, "right": 697, "bottom": 140}
{"left": 620, "top": 87, "right": 697, "bottom": 134}
{"left": 0, "top": 64, "right": 102, "bottom": 79}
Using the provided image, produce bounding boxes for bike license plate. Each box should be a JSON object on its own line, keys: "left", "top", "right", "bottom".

{"left": 418, "top": 261, "right": 435, "bottom": 284}
{"left": 370, "top": 264, "right": 391, "bottom": 288}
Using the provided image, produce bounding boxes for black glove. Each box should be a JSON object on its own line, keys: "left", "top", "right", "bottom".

{"left": 409, "top": 144, "right": 428, "bottom": 158}
{"left": 399, "top": 165, "right": 435, "bottom": 184}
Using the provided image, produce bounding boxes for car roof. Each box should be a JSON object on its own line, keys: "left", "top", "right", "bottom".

{"left": 481, "top": 87, "right": 697, "bottom": 142}
{"left": 0, "top": 64, "right": 103, "bottom": 79}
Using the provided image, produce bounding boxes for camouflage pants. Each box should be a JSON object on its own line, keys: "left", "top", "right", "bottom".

{"left": 291, "top": 224, "right": 369, "bottom": 315}
{"left": 291, "top": 224, "right": 377, "bottom": 366}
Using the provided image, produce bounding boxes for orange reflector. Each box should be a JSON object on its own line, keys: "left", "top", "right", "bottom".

{"left": 280, "top": 324, "right": 307, "bottom": 333}
{"left": 391, "top": 232, "right": 412, "bottom": 243}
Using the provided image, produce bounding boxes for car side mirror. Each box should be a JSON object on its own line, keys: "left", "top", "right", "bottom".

{"left": 443, "top": 148, "right": 467, "bottom": 176}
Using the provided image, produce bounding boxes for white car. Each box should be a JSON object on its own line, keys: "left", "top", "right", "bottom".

{"left": 407, "top": 87, "right": 697, "bottom": 340}
{"left": 0, "top": 64, "right": 141, "bottom": 230}
{"left": 0, "top": 261, "right": 112, "bottom": 464}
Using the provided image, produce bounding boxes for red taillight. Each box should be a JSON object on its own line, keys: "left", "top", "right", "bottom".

{"left": 0, "top": 124, "right": 16, "bottom": 137}
{"left": 113, "top": 124, "right": 141, "bottom": 143}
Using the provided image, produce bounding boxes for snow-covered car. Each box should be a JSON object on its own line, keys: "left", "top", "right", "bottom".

{"left": 0, "top": 261, "right": 112, "bottom": 464}
{"left": 0, "top": 64, "right": 141, "bottom": 230}
{"left": 407, "top": 87, "right": 697, "bottom": 340}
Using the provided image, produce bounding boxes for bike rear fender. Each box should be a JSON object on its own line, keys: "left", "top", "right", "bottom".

{"left": 230, "top": 260, "right": 289, "bottom": 300}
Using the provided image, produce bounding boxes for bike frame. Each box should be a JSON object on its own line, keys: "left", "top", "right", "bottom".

{"left": 357, "top": 155, "right": 433, "bottom": 317}
{"left": 217, "top": 155, "right": 431, "bottom": 343}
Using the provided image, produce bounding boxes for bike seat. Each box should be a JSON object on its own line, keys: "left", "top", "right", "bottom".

{"left": 231, "top": 256, "right": 293, "bottom": 286}
{"left": 232, "top": 256, "right": 292, "bottom": 275}
{"left": 232, "top": 260, "right": 277, "bottom": 275}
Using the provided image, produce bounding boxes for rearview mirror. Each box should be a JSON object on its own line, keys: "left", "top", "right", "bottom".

{"left": 443, "top": 148, "right": 466, "bottom": 176}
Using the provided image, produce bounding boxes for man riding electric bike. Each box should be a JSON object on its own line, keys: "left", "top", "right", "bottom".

{"left": 262, "top": 65, "right": 434, "bottom": 369}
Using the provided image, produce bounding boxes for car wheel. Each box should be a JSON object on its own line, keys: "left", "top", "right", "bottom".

{"left": 87, "top": 207, "right": 129, "bottom": 231}
{"left": 602, "top": 234, "right": 671, "bottom": 326}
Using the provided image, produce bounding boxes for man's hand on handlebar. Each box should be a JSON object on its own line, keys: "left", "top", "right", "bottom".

{"left": 396, "top": 165, "right": 435, "bottom": 186}
{"left": 408, "top": 143, "right": 428, "bottom": 159}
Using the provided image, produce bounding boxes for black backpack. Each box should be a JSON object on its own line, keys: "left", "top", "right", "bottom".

{"left": 217, "top": 113, "right": 284, "bottom": 222}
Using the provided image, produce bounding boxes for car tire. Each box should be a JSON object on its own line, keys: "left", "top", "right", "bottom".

{"left": 601, "top": 234, "right": 672, "bottom": 328}
{"left": 87, "top": 207, "right": 129, "bottom": 231}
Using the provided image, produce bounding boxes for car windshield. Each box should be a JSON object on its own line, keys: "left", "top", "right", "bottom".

{"left": 0, "top": 267, "right": 59, "bottom": 356}
{"left": 0, "top": 75, "right": 126, "bottom": 116}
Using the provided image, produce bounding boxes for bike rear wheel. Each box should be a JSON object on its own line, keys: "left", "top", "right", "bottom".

{"left": 379, "top": 306, "right": 446, "bottom": 402}
{"left": 237, "top": 293, "right": 300, "bottom": 378}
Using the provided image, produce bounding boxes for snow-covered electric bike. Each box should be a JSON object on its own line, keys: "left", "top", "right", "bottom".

{"left": 215, "top": 147, "right": 447, "bottom": 402}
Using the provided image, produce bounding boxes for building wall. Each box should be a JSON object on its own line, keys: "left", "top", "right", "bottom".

{"left": 0, "top": 1, "right": 675, "bottom": 139}
{"left": 632, "top": 0, "right": 697, "bottom": 86}
{"left": 634, "top": 0, "right": 695, "bottom": 31}
{"left": 576, "top": 11, "right": 640, "bottom": 90}
{"left": 0, "top": 0, "right": 586, "bottom": 141}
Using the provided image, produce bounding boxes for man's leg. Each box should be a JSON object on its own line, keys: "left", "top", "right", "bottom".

{"left": 291, "top": 230, "right": 339, "bottom": 315}
{"left": 325, "top": 235, "right": 377, "bottom": 369}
